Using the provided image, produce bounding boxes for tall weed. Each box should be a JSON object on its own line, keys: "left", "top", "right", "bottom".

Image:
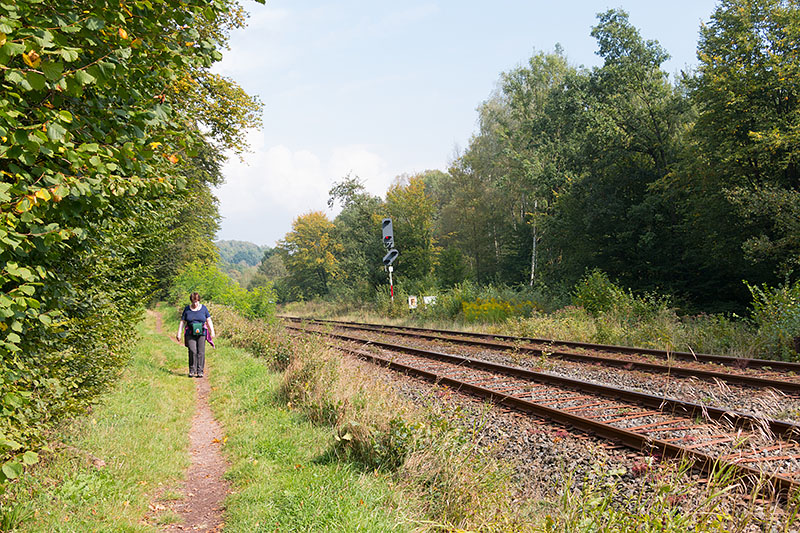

{"left": 747, "top": 280, "right": 800, "bottom": 360}
{"left": 539, "top": 459, "right": 800, "bottom": 532}
{"left": 210, "top": 304, "right": 291, "bottom": 370}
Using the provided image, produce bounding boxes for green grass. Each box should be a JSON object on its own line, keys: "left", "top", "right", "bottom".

{"left": 3, "top": 307, "right": 411, "bottom": 532}
{"left": 3, "top": 311, "right": 195, "bottom": 532}
{"left": 158, "top": 308, "right": 410, "bottom": 532}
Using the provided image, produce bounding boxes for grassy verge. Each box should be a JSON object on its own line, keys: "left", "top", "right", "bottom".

{"left": 230, "top": 304, "right": 800, "bottom": 531}
{"left": 1, "top": 311, "right": 195, "bottom": 532}
{"left": 208, "top": 305, "right": 533, "bottom": 532}
{"left": 160, "top": 306, "right": 411, "bottom": 532}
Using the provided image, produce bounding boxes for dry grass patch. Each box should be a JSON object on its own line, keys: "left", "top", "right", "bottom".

{"left": 275, "top": 331, "right": 533, "bottom": 531}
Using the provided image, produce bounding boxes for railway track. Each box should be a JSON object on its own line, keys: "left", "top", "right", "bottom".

{"left": 280, "top": 316, "right": 800, "bottom": 393}
{"left": 285, "top": 320, "right": 800, "bottom": 498}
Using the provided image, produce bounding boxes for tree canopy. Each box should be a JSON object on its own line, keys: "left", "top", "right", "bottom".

{"left": 0, "top": 0, "right": 262, "bottom": 481}
{"left": 272, "top": 4, "right": 799, "bottom": 314}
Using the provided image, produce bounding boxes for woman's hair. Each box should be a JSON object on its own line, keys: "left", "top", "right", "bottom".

{"left": 190, "top": 292, "right": 201, "bottom": 304}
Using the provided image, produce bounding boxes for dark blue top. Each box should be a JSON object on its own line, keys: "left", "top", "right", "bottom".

{"left": 182, "top": 304, "right": 210, "bottom": 325}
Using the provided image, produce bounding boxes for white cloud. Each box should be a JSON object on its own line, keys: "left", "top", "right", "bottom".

{"left": 329, "top": 145, "right": 393, "bottom": 197}
{"left": 215, "top": 130, "right": 394, "bottom": 246}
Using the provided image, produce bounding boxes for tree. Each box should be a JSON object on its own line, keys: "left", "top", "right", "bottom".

{"left": 277, "top": 212, "right": 342, "bottom": 298}
{"left": 384, "top": 174, "right": 438, "bottom": 282}
{"left": 691, "top": 0, "right": 800, "bottom": 280}
{"left": 498, "top": 49, "right": 576, "bottom": 285}
{"left": 438, "top": 142, "right": 507, "bottom": 283}
{"left": 436, "top": 246, "right": 470, "bottom": 288}
{"left": 327, "top": 175, "right": 386, "bottom": 296}
{"left": 546, "top": 10, "right": 693, "bottom": 295}
{"left": 0, "top": 0, "right": 262, "bottom": 478}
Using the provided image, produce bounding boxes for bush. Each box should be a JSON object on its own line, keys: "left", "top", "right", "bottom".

{"left": 572, "top": 269, "right": 631, "bottom": 316}
{"left": 171, "top": 262, "right": 276, "bottom": 321}
{"left": 210, "top": 305, "right": 291, "bottom": 370}
{"left": 747, "top": 280, "right": 800, "bottom": 360}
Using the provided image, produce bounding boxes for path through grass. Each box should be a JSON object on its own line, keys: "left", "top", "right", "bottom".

{"left": 158, "top": 308, "right": 409, "bottom": 532}
{"left": 5, "top": 308, "right": 409, "bottom": 531}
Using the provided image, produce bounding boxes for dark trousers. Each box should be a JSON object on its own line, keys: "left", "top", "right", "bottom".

{"left": 186, "top": 334, "right": 206, "bottom": 376}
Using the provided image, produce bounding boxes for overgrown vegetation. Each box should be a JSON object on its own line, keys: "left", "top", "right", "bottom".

{"left": 747, "top": 281, "right": 800, "bottom": 360}
{"left": 212, "top": 306, "right": 530, "bottom": 531}
{"left": 541, "top": 460, "right": 800, "bottom": 532}
{"left": 267, "top": 0, "right": 799, "bottom": 325}
{"left": 285, "top": 271, "right": 800, "bottom": 360}
{"left": 210, "top": 305, "right": 290, "bottom": 369}
{"left": 0, "top": 0, "right": 261, "bottom": 489}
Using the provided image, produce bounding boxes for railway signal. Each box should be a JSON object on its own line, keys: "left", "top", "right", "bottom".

{"left": 381, "top": 218, "right": 398, "bottom": 302}
{"left": 382, "top": 248, "right": 399, "bottom": 266}
{"left": 381, "top": 218, "right": 394, "bottom": 249}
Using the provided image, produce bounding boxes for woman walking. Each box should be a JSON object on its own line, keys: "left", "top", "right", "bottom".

{"left": 177, "top": 292, "right": 216, "bottom": 377}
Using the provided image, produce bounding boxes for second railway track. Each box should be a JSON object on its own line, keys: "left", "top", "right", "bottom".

{"left": 281, "top": 316, "right": 800, "bottom": 394}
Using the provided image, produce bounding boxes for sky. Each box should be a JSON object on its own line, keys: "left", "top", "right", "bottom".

{"left": 212, "top": 0, "right": 720, "bottom": 247}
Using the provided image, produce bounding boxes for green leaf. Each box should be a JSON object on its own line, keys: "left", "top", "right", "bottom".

{"left": 3, "top": 42, "right": 25, "bottom": 56}
{"left": 17, "top": 150, "right": 35, "bottom": 165}
{"left": 73, "top": 70, "right": 96, "bottom": 86}
{"left": 57, "top": 48, "right": 79, "bottom": 62}
{"left": 26, "top": 71, "right": 46, "bottom": 91}
{"left": 85, "top": 17, "right": 105, "bottom": 31}
{"left": 78, "top": 143, "right": 99, "bottom": 153}
{"left": 57, "top": 110, "right": 73, "bottom": 123}
{"left": 97, "top": 61, "right": 116, "bottom": 76}
{"left": 46, "top": 122, "right": 67, "bottom": 141}
{"left": 0, "top": 437, "right": 22, "bottom": 451}
{"left": 1, "top": 462, "right": 23, "bottom": 480}
{"left": 22, "top": 451, "right": 38, "bottom": 466}
{"left": 5, "top": 69, "right": 26, "bottom": 88}
{"left": 41, "top": 61, "right": 63, "bottom": 81}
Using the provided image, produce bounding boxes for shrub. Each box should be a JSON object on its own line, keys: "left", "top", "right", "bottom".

{"left": 171, "top": 262, "right": 276, "bottom": 321}
{"left": 572, "top": 269, "right": 630, "bottom": 316}
{"left": 210, "top": 305, "right": 291, "bottom": 370}
{"left": 747, "top": 280, "right": 800, "bottom": 360}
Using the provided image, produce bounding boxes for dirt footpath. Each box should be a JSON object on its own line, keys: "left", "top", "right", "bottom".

{"left": 151, "top": 310, "right": 230, "bottom": 532}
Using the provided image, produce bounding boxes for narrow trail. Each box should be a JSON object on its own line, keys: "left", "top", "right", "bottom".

{"left": 149, "top": 310, "right": 230, "bottom": 532}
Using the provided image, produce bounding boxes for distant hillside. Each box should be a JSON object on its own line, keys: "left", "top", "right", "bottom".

{"left": 215, "top": 240, "right": 271, "bottom": 267}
